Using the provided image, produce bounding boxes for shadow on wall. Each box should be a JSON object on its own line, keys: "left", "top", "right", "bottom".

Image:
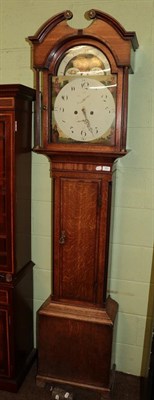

{"left": 141, "top": 248, "right": 154, "bottom": 377}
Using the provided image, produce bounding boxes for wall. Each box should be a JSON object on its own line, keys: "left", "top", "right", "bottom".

{"left": 0, "top": 0, "right": 154, "bottom": 377}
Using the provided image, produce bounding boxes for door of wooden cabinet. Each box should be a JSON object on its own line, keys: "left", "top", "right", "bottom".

{"left": 0, "top": 114, "right": 12, "bottom": 274}
{"left": 53, "top": 171, "right": 112, "bottom": 306}
{"left": 0, "top": 84, "right": 35, "bottom": 280}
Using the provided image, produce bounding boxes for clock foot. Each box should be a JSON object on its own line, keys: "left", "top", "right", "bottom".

{"left": 36, "top": 377, "right": 46, "bottom": 388}
{"left": 51, "top": 386, "right": 73, "bottom": 400}
{"left": 101, "top": 394, "right": 111, "bottom": 400}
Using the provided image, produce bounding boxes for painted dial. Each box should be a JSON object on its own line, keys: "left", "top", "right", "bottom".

{"left": 57, "top": 45, "right": 111, "bottom": 76}
{"left": 54, "top": 77, "right": 115, "bottom": 142}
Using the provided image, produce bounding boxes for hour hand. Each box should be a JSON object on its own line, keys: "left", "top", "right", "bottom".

{"left": 81, "top": 107, "right": 87, "bottom": 119}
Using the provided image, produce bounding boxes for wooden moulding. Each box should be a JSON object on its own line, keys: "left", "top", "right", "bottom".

{"left": 28, "top": 9, "right": 138, "bottom": 71}
{"left": 39, "top": 295, "right": 118, "bottom": 325}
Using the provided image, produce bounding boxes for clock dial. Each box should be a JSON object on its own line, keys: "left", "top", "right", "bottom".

{"left": 52, "top": 75, "right": 116, "bottom": 143}
{"left": 50, "top": 46, "right": 117, "bottom": 145}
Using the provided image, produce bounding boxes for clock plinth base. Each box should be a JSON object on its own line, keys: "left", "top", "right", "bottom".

{"left": 36, "top": 296, "right": 118, "bottom": 397}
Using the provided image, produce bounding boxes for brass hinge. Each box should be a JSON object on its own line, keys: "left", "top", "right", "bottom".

{"left": 15, "top": 121, "right": 17, "bottom": 132}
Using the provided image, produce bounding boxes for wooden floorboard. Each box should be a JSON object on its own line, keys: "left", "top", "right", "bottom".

{"left": 0, "top": 361, "right": 141, "bottom": 400}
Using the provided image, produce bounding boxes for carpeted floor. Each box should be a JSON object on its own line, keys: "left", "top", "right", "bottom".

{"left": 0, "top": 361, "right": 141, "bottom": 400}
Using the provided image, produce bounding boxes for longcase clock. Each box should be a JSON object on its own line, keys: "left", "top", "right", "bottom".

{"left": 28, "top": 9, "right": 138, "bottom": 399}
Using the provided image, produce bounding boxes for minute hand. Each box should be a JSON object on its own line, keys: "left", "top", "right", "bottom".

{"left": 81, "top": 107, "right": 93, "bottom": 135}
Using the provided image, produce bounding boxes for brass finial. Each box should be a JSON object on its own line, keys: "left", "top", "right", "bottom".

{"left": 85, "top": 9, "right": 96, "bottom": 20}
{"left": 64, "top": 10, "right": 73, "bottom": 20}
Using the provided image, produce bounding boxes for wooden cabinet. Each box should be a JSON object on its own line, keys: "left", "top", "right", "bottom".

{"left": 0, "top": 84, "right": 35, "bottom": 392}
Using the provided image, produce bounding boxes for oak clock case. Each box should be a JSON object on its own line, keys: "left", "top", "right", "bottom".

{"left": 28, "top": 9, "right": 138, "bottom": 398}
